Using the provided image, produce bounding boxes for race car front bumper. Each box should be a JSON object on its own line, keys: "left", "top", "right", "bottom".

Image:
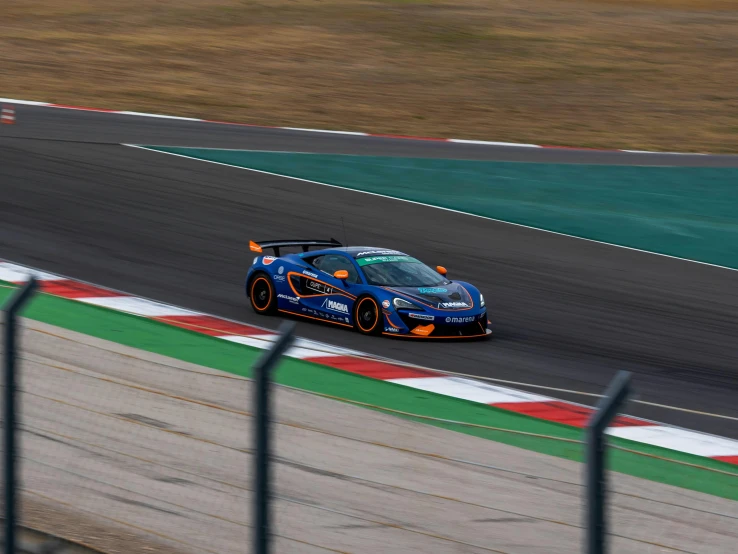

{"left": 384, "top": 310, "right": 491, "bottom": 339}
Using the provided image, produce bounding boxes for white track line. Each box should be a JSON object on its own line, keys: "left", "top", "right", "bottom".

{"left": 124, "top": 144, "right": 738, "bottom": 274}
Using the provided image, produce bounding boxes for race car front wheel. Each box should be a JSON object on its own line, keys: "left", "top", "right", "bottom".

{"left": 249, "top": 273, "right": 277, "bottom": 315}
{"left": 354, "top": 296, "right": 381, "bottom": 335}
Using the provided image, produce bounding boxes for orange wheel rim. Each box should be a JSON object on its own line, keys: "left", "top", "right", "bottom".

{"left": 356, "top": 298, "right": 379, "bottom": 332}
{"left": 251, "top": 277, "right": 272, "bottom": 311}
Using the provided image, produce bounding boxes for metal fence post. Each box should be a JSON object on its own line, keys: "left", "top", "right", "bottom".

{"left": 3, "top": 277, "right": 38, "bottom": 554}
{"left": 585, "top": 370, "right": 632, "bottom": 554}
{"left": 253, "top": 321, "right": 296, "bottom": 554}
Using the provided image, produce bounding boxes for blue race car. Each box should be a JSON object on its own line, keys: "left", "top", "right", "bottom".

{"left": 245, "top": 239, "right": 491, "bottom": 339}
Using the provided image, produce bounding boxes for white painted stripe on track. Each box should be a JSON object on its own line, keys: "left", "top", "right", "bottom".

{"left": 448, "top": 139, "right": 542, "bottom": 148}
{"left": 0, "top": 99, "right": 51, "bottom": 106}
{"left": 4, "top": 96, "right": 731, "bottom": 155}
{"left": 220, "top": 334, "right": 345, "bottom": 359}
{"left": 280, "top": 127, "right": 369, "bottom": 136}
{"left": 115, "top": 111, "right": 203, "bottom": 121}
{"left": 77, "top": 296, "right": 203, "bottom": 317}
{"left": 607, "top": 426, "right": 738, "bottom": 458}
{"left": 621, "top": 150, "right": 707, "bottom": 155}
{"left": 388, "top": 376, "right": 554, "bottom": 404}
{"left": 125, "top": 144, "right": 738, "bottom": 274}
{"left": 220, "top": 333, "right": 364, "bottom": 354}
{"left": 0, "top": 262, "right": 67, "bottom": 282}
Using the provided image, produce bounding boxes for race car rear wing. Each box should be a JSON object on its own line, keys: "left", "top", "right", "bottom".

{"left": 249, "top": 238, "right": 342, "bottom": 257}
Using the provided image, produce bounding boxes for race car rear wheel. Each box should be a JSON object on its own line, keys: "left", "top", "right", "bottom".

{"left": 354, "top": 296, "right": 381, "bottom": 335}
{"left": 249, "top": 273, "right": 277, "bottom": 315}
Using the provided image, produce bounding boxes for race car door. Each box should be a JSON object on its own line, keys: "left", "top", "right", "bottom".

{"left": 292, "top": 253, "right": 359, "bottom": 326}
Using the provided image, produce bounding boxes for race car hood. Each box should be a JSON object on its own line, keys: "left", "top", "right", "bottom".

{"left": 389, "top": 283, "right": 475, "bottom": 310}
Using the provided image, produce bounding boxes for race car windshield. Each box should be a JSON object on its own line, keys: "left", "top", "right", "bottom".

{"left": 357, "top": 255, "right": 448, "bottom": 287}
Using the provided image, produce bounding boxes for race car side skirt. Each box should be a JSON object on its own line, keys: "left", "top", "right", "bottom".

{"left": 382, "top": 328, "right": 492, "bottom": 340}
{"left": 278, "top": 309, "right": 353, "bottom": 328}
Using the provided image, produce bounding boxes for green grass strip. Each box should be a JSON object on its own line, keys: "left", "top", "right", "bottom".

{"left": 1, "top": 282, "right": 736, "bottom": 500}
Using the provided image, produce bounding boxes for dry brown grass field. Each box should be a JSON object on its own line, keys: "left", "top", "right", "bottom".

{"left": 2, "top": 0, "right": 737, "bottom": 151}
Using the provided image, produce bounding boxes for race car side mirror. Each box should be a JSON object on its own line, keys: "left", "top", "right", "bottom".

{"left": 334, "top": 270, "right": 349, "bottom": 281}
{"left": 436, "top": 266, "right": 447, "bottom": 276}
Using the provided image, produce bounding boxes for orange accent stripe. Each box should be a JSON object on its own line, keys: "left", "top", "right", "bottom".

{"left": 278, "top": 309, "right": 353, "bottom": 328}
{"left": 384, "top": 312, "right": 401, "bottom": 329}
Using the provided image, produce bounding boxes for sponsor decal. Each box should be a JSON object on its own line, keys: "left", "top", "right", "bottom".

{"left": 356, "top": 250, "right": 404, "bottom": 257}
{"left": 321, "top": 298, "right": 349, "bottom": 314}
{"left": 445, "top": 316, "right": 476, "bottom": 323}
{"left": 440, "top": 301, "right": 469, "bottom": 309}
{"left": 277, "top": 294, "right": 299, "bottom": 304}
{"left": 262, "top": 256, "right": 277, "bottom": 266}
{"left": 418, "top": 287, "right": 448, "bottom": 294}
{"left": 382, "top": 299, "right": 391, "bottom": 309}
{"left": 408, "top": 312, "right": 434, "bottom": 321}
{"left": 302, "top": 269, "right": 318, "bottom": 278}
{"left": 273, "top": 275, "right": 286, "bottom": 282}
{"left": 356, "top": 255, "right": 417, "bottom": 267}
{"left": 305, "top": 310, "right": 346, "bottom": 322}
{"left": 385, "top": 327, "right": 400, "bottom": 333}
{"left": 278, "top": 266, "right": 284, "bottom": 275}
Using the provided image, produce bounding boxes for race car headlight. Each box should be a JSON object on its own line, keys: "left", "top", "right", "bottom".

{"left": 393, "top": 297, "right": 421, "bottom": 310}
{"left": 480, "top": 294, "right": 485, "bottom": 307}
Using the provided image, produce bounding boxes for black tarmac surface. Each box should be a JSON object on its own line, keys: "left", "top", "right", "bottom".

{"left": 2, "top": 105, "right": 738, "bottom": 438}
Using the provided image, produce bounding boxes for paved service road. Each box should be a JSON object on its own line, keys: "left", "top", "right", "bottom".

{"left": 2, "top": 105, "right": 738, "bottom": 438}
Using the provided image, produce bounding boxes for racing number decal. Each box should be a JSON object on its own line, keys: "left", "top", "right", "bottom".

{"left": 281, "top": 271, "right": 355, "bottom": 327}
{"left": 305, "top": 278, "right": 333, "bottom": 295}
{"left": 287, "top": 272, "right": 356, "bottom": 300}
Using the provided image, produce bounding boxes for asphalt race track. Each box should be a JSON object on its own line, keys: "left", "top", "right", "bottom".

{"left": 2, "top": 105, "right": 738, "bottom": 438}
